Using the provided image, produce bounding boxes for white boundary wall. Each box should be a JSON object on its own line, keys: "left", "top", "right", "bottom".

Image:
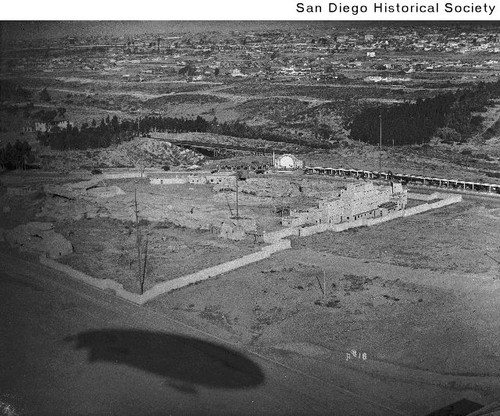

{"left": 408, "top": 192, "right": 441, "bottom": 201}
{"left": 40, "top": 239, "right": 291, "bottom": 305}
{"left": 263, "top": 227, "right": 300, "bottom": 243}
{"left": 149, "top": 177, "right": 188, "bottom": 185}
{"left": 40, "top": 255, "right": 144, "bottom": 303}
{"left": 298, "top": 194, "right": 462, "bottom": 237}
{"left": 39, "top": 194, "right": 460, "bottom": 305}
{"left": 102, "top": 172, "right": 144, "bottom": 180}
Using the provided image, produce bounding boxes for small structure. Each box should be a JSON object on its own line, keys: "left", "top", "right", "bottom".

{"left": 274, "top": 154, "right": 304, "bottom": 170}
{"left": 32, "top": 115, "right": 71, "bottom": 133}
{"left": 206, "top": 174, "right": 236, "bottom": 188}
{"left": 86, "top": 186, "right": 126, "bottom": 198}
{"left": 219, "top": 221, "right": 246, "bottom": 240}
{"left": 150, "top": 176, "right": 188, "bottom": 185}
{"left": 188, "top": 175, "right": 208, "bottom": 185}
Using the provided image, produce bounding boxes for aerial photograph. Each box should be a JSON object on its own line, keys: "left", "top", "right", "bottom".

{"left": 1, "top": 19, "right": 500, "bottom": 416}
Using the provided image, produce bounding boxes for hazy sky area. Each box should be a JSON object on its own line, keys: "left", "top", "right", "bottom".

{"left": 1, "top": 20, "right": 499, "bottom": 43}
{"left": 0, "top": 21, "right": 311, "bottom": 41}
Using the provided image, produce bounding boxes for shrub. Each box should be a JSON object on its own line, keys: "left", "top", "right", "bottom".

{"left": 436, "top": 127, "right": 463, "bottom": 144}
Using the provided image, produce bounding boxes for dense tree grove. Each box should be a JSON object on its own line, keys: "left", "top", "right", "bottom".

{"left": 0, "top": 80, "right": 32, "bottom": 101}
{"left": 39, "top": 88, "right": 51, "bottom": 102}
{"left": 38, "top": 115, "right": 136, "bottom": 150}
{"left": 135, "top": 115, "right": 312, "bottom": 147}
{"left": 348, "top": 81, "right": 495, "bottom": 146}
{"left": 0, "top": 140, "right": 34, "bottom": 170}
{"left": 31, "top": 107, "right": 67, "bottom": 123}
{"left": 40, "top": 113, "right": 330, "bottom": 151}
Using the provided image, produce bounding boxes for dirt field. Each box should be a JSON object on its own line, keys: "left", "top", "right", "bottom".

{"left": 2, "top": 168, "right": 500, "bottom": 414}
{"left": 146, "top": 197, "right": 500, "bottom": 414}
{"left": 55, "top": 217, "right": 261, "bottom": 293}
{"left": 293, "top": 199, "right": 500, "bottom": 274}
{"left": 150, "top": 245, "right": 500, "bottom": 375}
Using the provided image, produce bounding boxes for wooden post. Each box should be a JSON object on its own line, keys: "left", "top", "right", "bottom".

{"left": 134, "top": 189, "right": 143, "bottom": 294}
{"left": 235, "top": 176, "right": 239, "bottom": 218}
{"left": 323, "top": 270, "right": 327, "bottom": 299}
{"left": 379, "top": 113, "right": 382, "bottom": 173}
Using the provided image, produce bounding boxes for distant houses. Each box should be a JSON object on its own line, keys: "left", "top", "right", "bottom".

{"left": 24, "top": 115, "right": 71, "bottom": 133}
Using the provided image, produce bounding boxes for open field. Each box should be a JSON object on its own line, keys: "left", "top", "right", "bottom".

{"left": 150, "top": 246, "right": 500, "bottom": 378}
{"left": 293, "top": 199, "right": 500, "bottom": 274}
{"left": 55, "top": 217, "right": 261, "bottom": 293}
{"left": 1, "top": 164, "right": 500, "bottom": 415}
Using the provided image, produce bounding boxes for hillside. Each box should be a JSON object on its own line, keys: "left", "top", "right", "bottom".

{"left": 37, "top": 137, "right": 205, "bottom": 171}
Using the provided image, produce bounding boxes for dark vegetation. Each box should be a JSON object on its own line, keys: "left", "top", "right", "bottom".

{"left": 31, "top": 107, "right": 67, "bottom": 123}
{"left": 0, "top": 80, "right": 32, "bottom": 101}
{"left": 6, "top": 75, "right": 500, "bottom": 153}
{"left": 0, "top": 140, "right": 35, "bottom": 170}
{"left": 348, "top": 81, "right": 497, "bottom": 146}
{"left": 39, "top": 88, "right": 51, "bottom": 102}
{"left": 42, "top": 77, "right": 499, "bottom": 151}
{"left": 38, "top": 114, "right": 136, "bottom": 150}
{"left": 38, "top": 114, "right": 332, "bottom": 151}
{"left": 482, "top": 117, "right": 500, "bottom": 141}
{"left": 145, "top": 93, "right": 228, "bottom": 107}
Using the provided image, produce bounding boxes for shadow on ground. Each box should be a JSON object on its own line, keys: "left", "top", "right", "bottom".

{"left": 65, "top": 329, "right": 265, "bottom": 389}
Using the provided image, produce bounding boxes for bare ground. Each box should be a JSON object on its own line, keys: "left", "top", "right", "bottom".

{"left": 54, "top": 217, "right": 262, "bottom": 293}
{"left": 2, "top": 169, "right": 500, "bottom": 414}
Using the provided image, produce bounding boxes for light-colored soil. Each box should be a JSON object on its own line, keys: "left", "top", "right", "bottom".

{"left": 150, "top": 246, "right": 500, "bottom": 375}
{"left": 293, "top": 200, "right": 500, "bottom": 274}
{"left": 55, "top": 217, "right": 262, "bottom": 293}
{"left": 148, "top": 235, "right": 500, "bottom": 414}
{"left": 2, "top": 169, "right": 500, "bottom": 415}
{"left": 38, "top": 136, "right": 204, "bottom": 171}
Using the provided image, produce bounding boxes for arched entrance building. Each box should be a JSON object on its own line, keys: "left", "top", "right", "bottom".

{"left": 274, "top": 154, "right": 304, "bottom": 170}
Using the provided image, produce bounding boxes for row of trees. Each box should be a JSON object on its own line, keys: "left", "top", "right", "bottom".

{"left": 0, "top": 140, "right": 35, "bottom": 170}
{"left": 38, "top": 115, "right": 136, "bottom": 150}
{"left": 31, "top": 107, "right": 67, "bottom": 123}
{"left": 39, "top": 113, "right": 332, "bottom": 151}
{"left": 348, "top": 82, "right": 492, "bottom": 146}
{"left": 137, "top": 115, "right": 329, "bottom": 149}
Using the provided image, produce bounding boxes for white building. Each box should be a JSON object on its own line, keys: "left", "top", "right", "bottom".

{"left": 274, "top": 154, "right": 304, "bottom": 170}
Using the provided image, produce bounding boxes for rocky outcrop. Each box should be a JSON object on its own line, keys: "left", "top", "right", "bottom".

{"left": 4, "top": 222, "right": 73, "bottom": 258}
{"left": 86, "top": 185, "right": 125, "bottom": 198}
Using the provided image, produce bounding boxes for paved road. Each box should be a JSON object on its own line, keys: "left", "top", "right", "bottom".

{"left": 0, "top": 251, "right": 403, "bottom": 416}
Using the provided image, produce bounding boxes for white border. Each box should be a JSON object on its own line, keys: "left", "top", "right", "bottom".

{"left": 2, "top": 0, "right": 500, "bottom": 21}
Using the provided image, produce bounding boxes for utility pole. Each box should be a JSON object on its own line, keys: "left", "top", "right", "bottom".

{"left": 235, "top": 176, "right": 239, "bottom": 219}
{"left": 379, "top": 113, "right": 382, "bottom": 173}
{"left": 134, "top": 189, "right": 144, "bottom": 294}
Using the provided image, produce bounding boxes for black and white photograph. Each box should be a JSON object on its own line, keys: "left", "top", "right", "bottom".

{"left": 1, "top": 9, "right": 500, "bottom": 416}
